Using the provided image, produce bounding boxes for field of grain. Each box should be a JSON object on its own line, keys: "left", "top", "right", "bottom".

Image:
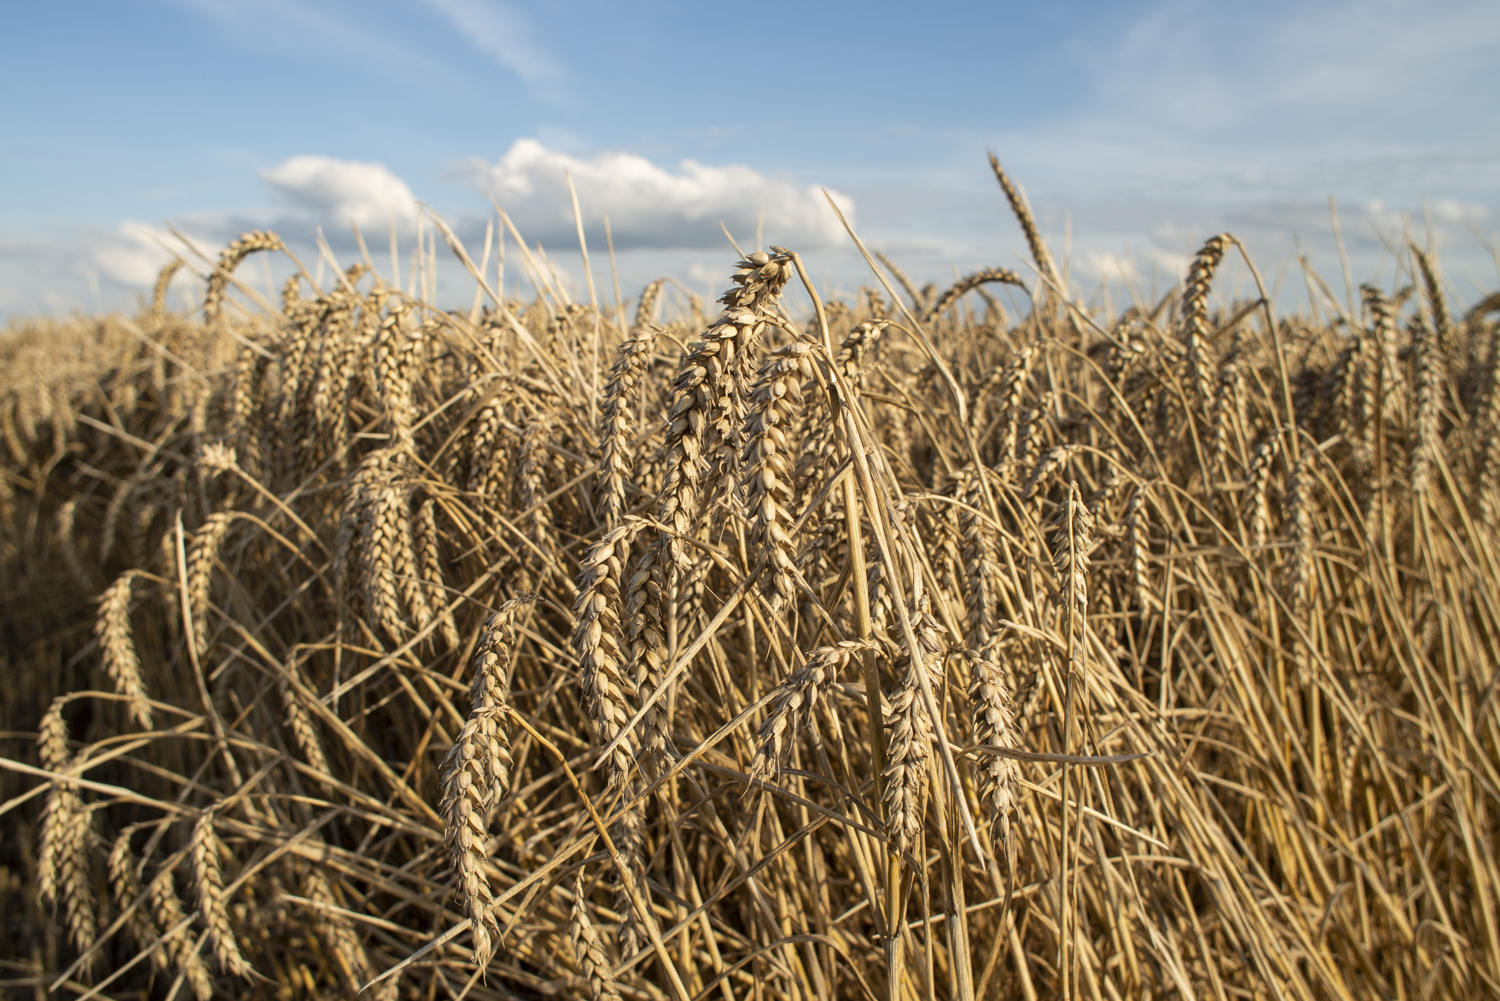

{"left": 3, "top": 160, "right": 1499, "bottom": 1001}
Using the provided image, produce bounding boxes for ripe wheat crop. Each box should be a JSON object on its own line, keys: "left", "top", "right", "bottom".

{"left": 3, "top": 160, "right": 1500, "bottom": 1001}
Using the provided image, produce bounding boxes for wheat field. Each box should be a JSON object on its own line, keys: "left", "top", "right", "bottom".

{"left": 3, "top": 159, "right": 1499, "bottom": 1001}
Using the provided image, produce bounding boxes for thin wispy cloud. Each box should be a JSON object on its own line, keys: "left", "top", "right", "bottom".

{"left": 163, "top": 0, "right": 455, "bottom": 83}
{"left": 421, "top": 0, "right": 566, "bottom": 99}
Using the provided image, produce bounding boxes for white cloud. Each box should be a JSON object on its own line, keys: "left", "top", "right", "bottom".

{"left": 261, "top": 156, "right": 420, "bottom": 233}
{"left": 92, "top": 222, "right": 181, "bottom": 288}
{"left": 421, "top": 0, "right": 565, "bottom": 97}
{"left": 1081, "top": 250, "right": 1140, "bottom": 284}
{"left": 463, "top": 139, "right": 856, "bottom": 252}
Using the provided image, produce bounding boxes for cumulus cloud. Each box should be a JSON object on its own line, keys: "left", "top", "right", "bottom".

{"left": 262, "top": 156, "right": 420, "bottom": 232}
{"left": 462, "top": 139, "right": 856, "bottom": 252}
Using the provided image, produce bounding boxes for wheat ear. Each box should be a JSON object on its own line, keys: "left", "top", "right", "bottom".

{"left": 440, "top": 597, "right": 529, "bottom": 966}
{"left": 36, "top": 699, "right": 97, "bottom": 963}
{"left": 925, "top": 267, "right": 1027, "bottom": 324}
{"left": 1409, "top": 314, "right": 1442, "bottom": 500}
{"left": 1282, "top": 450, "right": 1317, "bottom": 617}
{"left": 95, "top": 570, "right": 153, "bottom": 728}
{"left": 634, "top": 278, "right": 665, "bottom": 330}
{"left": 883, "top": 605, "right": 944, "bottom": 857}
{"left": 55, "top": 497, "right": 94, "bottom": 589}
{"left": 572, "top": 521, "right": 644, "bottom": 785}
{"left": 749, "top": 641, "right": 866, "bottom": 783}
{"left": 1476, "top": 321, "right": 1500, "bottom": 526}
{"left": 415, "top": 497, "right": 460, "bottom": 648}
{"left": 186, "top": 512, "right": 236, "bottom": 656}
{"left": 301, "top": 865, "right": 373, "bottom": 992}
{"left": 1245, "top": 432, "right": 1282, "bottom": 550}
{"left": 743, "top": 342, "right": 814, "bottom": 615}
{"left": 281, "top": 681, "right": 331, "bottom": 779}
{"left": 203, "top": 230, "right": 284, "bottom": 324}
{"left": 108, "top": 831, "right": 172, "bottom": 976}
{"left": 597, "top": 326, "right": 660, "bottom": 528}
{"left": 192, "top": 811, "right": 253, "bottom": 978}
{"left": 1125, "top": 486, "right": 1157, "bottom": 612}
{"left": 145, "top": 859, "right": 215, "bottom": 999}
{"left": 150, "top": 258, "right": 185, "bottom": 323}
{"left": 570, "top": 873, "right": 624, "bottom": 1001}
{"left": 987, "top": 153, "right": 1062, "bottom": 296}
{"left": 1181, "top": 234, "right": 1232, "bottom": 413}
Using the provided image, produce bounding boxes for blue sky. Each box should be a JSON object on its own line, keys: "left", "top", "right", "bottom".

{"left": 2, "top": 0, "right": 1497, "bottom": 317}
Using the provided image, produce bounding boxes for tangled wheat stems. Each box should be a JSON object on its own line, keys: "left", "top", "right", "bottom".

{"left": 5, "top": 174, "right": 1500, "bottom": 1001}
